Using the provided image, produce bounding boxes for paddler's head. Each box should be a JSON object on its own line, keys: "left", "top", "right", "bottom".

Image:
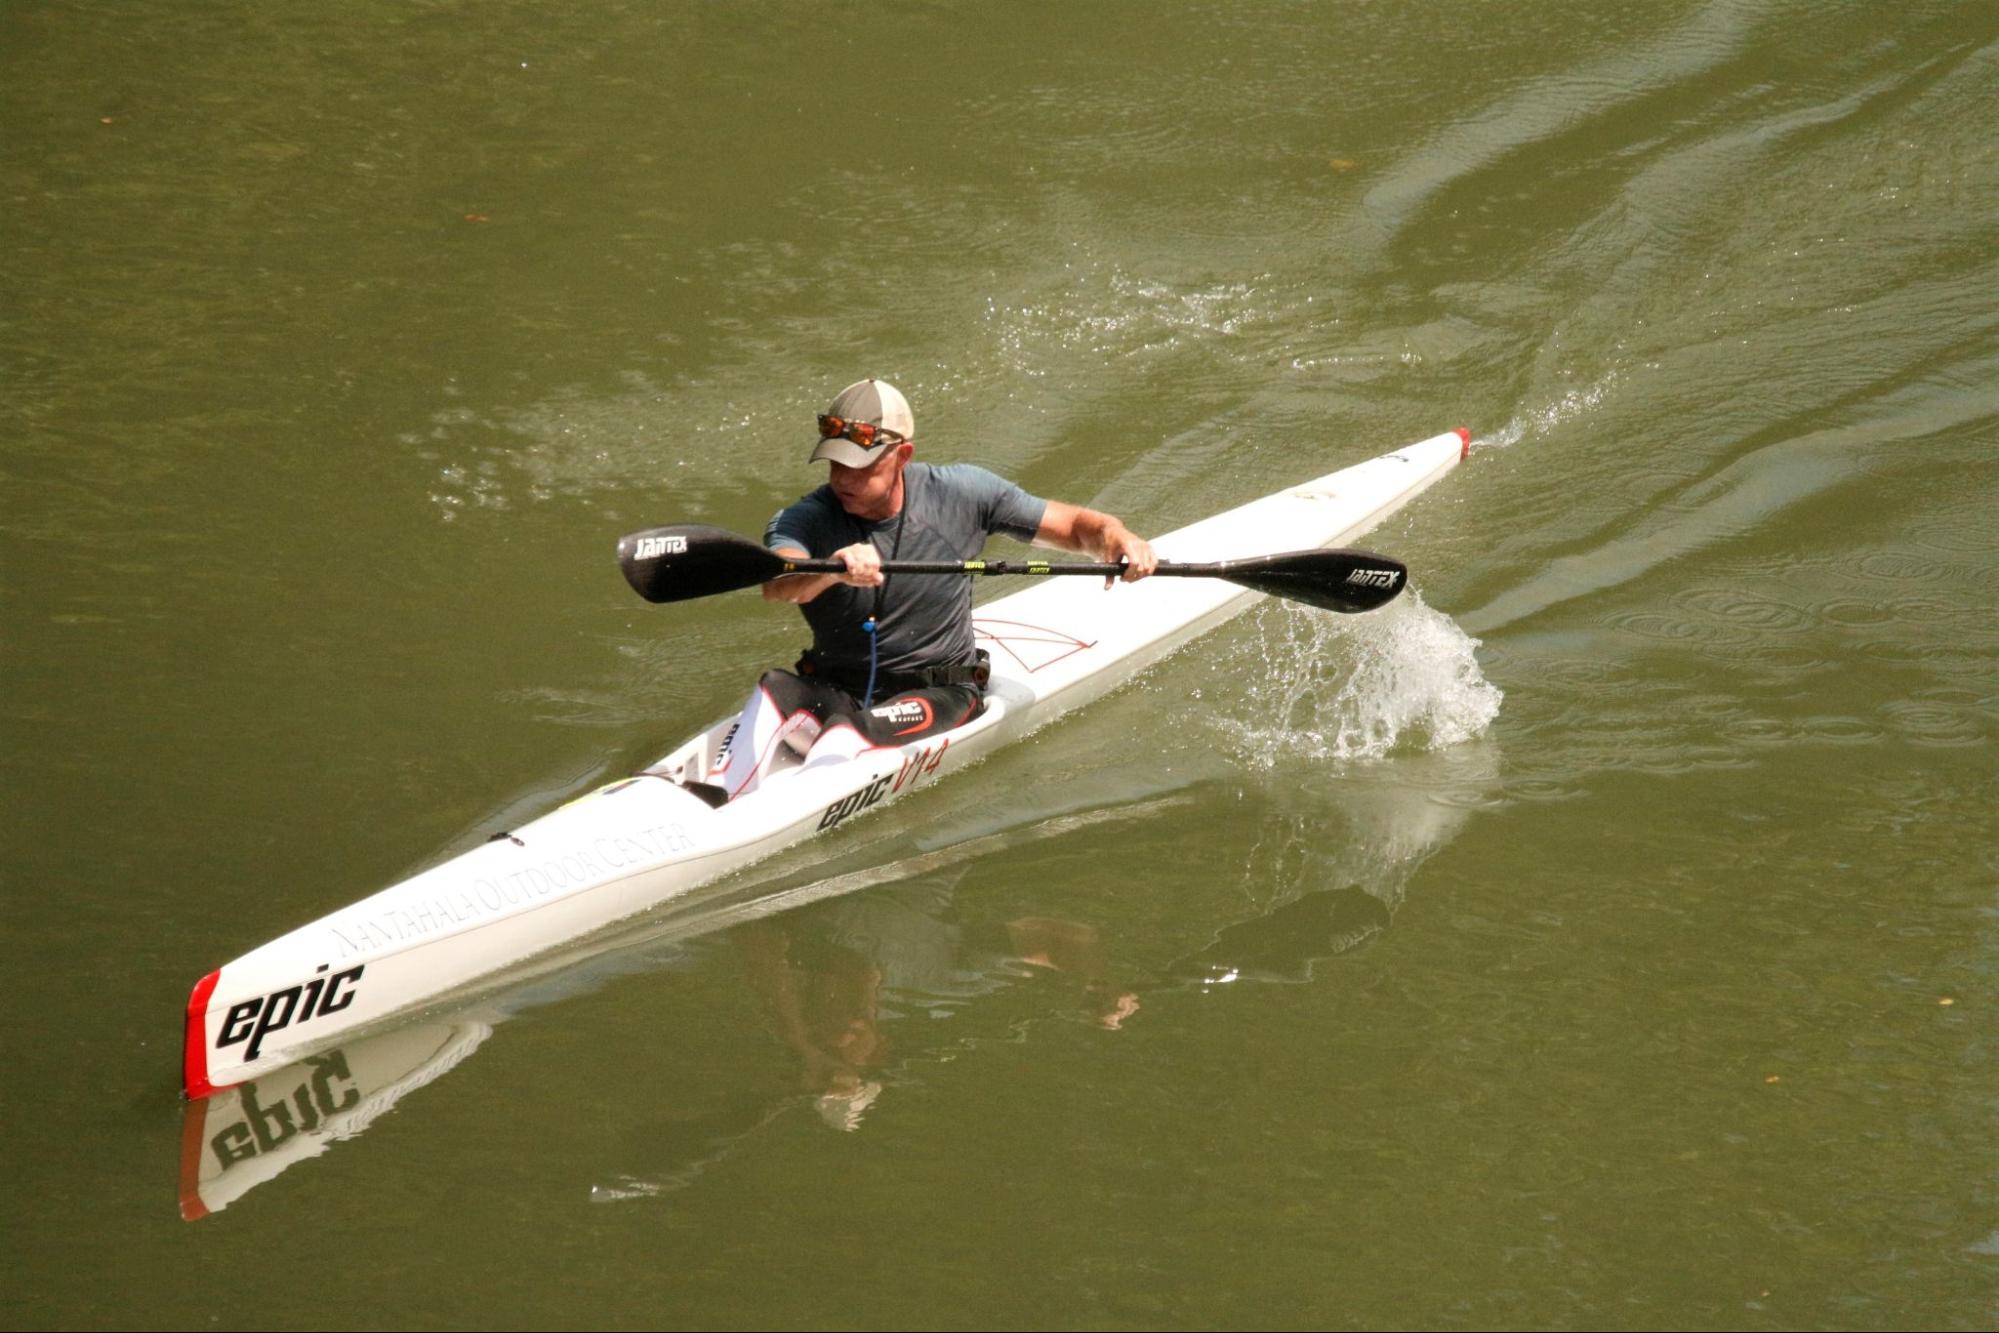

{"left": 811, "top": 377, "right": 915, "bottom": 521}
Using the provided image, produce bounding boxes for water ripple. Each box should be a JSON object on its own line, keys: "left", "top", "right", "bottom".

{"left": 1858, "top": 641, "right": 1994, "bottom": 680}
{"left": 1797, "top": 715, "right": 1882, "bottom": 744}
{"left": 1879, "top": 693, "right": 1994, "bottom": 748}
{"left": 1856, "top": 551, "right": 1947, "bottom": 583}
{"left": 1819, "top": 599, "right": 1897, "bottom": 628}
{"left": 1671, "top": 585, "right": 1818, "bottom": 633}
{"left": 1910, "top": 503, "right": 1999, "bottom": 556}
{"left": 1602, "top": 608, "right": 1758, "bottom": 649}
{"left": 1720, "top": 716, "right": 1792, "bottom": 746}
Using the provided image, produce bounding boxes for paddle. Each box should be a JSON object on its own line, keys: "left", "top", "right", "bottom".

{"left": 617, "top": 524, "right": 1408, "bottom": 615}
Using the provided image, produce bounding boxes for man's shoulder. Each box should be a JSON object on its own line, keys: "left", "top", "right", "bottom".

{"left": 912, "top": 461, "right": 1046, "bottom": 540}
{"left": 767, "top": 485, "right": 843, "bottom": 548}
{"left": 919, "top": 461, "right": 1013, "bottom": 495}
{"left": 783, "top": 483, "right": 842, "bottom": 514}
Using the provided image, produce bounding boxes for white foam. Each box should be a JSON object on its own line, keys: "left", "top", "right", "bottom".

{"left": 1209, "top": 594, "right": 1502, "bottom": 764}
{"left": 1477, "top": 367, "right": 1627, "bottom": 455}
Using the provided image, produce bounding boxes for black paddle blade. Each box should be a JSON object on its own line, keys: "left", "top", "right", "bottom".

{"left": 1213, "top": 547, "right": 1408, "bottom": 614}
{"left": 617, "top": 524, "right": 787, "bottom": 603}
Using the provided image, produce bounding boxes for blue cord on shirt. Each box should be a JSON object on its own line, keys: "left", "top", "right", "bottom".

{"left": 853, "top": 476, "right": 906, "bottom": 712}
{"left": 861, "top": 616, "right": 880, "bottom": 708}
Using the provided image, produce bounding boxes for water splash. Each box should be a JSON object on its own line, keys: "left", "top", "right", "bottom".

{"left": 1206, "top": 594, "right": 1502, "bottom": 765}
{"left": 1482, "top": 368, "right": 1626, "bottom": 452}
{"left": 982, "top": 265, "right": 1267, "bottom": 372}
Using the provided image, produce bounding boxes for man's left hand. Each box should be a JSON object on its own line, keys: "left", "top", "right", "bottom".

{"left": 1099, "top": 523, "right": 1157, "bottom": 587}
{"left": 1033, "top": 501, "right": 1158, "bottom": 589}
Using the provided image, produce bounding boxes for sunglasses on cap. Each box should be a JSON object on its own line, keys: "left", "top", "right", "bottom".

{"left": 818, "top": 414, "right": 907, "bottom": 451}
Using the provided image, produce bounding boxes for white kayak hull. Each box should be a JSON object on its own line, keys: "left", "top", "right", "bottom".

{"left": 183, "top": 428, "right": 1469, "bottom": 1096}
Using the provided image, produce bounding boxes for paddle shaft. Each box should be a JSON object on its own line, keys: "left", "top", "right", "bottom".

{"left": 778, "top": 556, "right": 1166, "bottom": 579}
{"left": 616, "top": 523, "right": 1407, "bottom": 613}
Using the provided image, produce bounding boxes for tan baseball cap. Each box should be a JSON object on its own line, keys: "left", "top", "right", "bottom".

{"left": 808, "top": 378, "right": 915, "bottom": 467}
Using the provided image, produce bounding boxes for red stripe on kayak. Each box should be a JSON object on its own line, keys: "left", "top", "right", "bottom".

{"left": 182, "top": 969, "right": 222, "bottom": 1100}
{"left": 1454, "top": 426, "right": 1471, "bottom": 458}
{"left": 177, "top": 1097, "right": 212, "bottom": 1221}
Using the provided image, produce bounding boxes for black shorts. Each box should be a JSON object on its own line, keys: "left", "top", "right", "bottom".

{"left": 758, "top": 669, "right": 982, "bottom": 747}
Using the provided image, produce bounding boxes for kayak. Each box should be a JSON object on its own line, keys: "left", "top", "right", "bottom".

{"left": 182, "top": 427, "right": 1471, "bottom": 1097}
{"left": 180, "top": 738, "right": 1501, "bottom": 1219}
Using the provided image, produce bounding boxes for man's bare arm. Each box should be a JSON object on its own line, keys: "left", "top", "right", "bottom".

{"left": 762, "top": 543, "right": 885, "bottom": 603}
{"left": 1034, "top": 501, "right": 1158, "bottom": 584}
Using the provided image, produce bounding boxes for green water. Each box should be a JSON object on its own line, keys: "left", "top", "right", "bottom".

{"left": 4, "top": 3, "right": 1994, "bottom": 1328}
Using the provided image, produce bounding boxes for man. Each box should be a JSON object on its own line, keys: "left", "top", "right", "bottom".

{"left": 713, "top": 377, "right": 1156, "bottom": 800}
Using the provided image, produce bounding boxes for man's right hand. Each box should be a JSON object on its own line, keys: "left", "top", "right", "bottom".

{"left": 762, "top": 542, "right": 883, "bottom": 603}
{"left": 831, "top": 542, "right": 885, "bottom": 587}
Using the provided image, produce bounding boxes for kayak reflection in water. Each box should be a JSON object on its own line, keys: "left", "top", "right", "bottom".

{"left": 733, "top": 875, "right": 1140, "bottom": 1130}
{"left": 705, "top": 378, "right": 1157, "bottom": 802}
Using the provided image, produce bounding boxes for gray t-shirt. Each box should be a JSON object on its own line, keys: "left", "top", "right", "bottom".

{"left": 765, "top": 462, "right": 1048, "bottom": 678}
